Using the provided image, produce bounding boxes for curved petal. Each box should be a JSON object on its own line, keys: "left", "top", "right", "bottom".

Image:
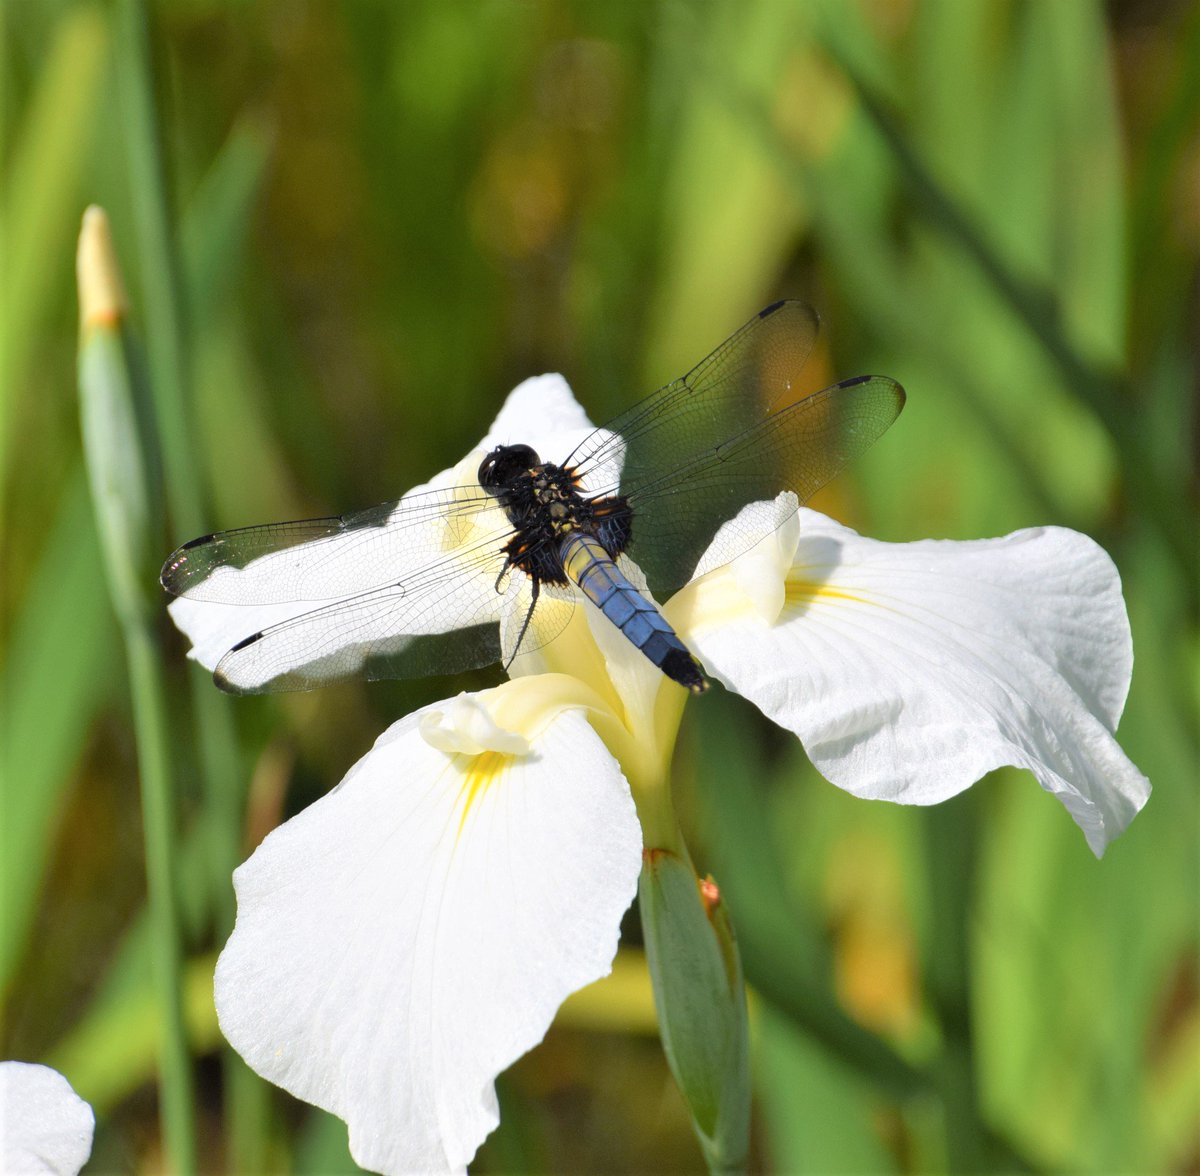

{"left": 482, "top": 373, "right": 593, "bottom": 448}
{"left": 683, "top": 508, "right": 1149, "bottom": 856}
{"left": 215, "top": 682, "right": 642, "bottom": 1175}
{"left": 0, "top": 1062, "right": 94, "bottom": 1176}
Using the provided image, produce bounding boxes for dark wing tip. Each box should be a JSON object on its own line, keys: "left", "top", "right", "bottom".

{"left": 159, "top": 551, "right": 185, "bottom": 594}
{"left": 756, "top": 299, "right": 820, "bottom": 330}
{"left": 837, "top": 373, "right": 906, "bottom": 410}
{"left": 227, "top": 631, "right": 263, "bottom": 654}
{"left": 160, "top": 534, "right": 217, "bottom": 594}
{"left": 214, "top": 636, "right": 263, "bottom": 695}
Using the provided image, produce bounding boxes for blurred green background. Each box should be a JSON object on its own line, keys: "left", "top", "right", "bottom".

{"left": 2, "top": 0, "right": 1197, "bottom": 1172}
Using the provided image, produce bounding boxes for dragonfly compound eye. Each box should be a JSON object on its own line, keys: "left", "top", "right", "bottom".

{"left": 478, "top": 443, "right": 541, "bottom": 492}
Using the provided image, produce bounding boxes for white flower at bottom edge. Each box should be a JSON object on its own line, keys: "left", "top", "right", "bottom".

{"left": 183, "top": 375, "right": 1150, "bottom": 1175}
{"left": 0, "top": 1062, "right": 94, "bottom": 1176}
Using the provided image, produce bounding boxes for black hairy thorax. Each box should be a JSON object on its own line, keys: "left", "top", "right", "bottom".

{"left": 477, "top": 444, "right": 633, "bottom": 588}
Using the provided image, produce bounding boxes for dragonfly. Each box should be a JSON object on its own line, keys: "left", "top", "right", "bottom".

{"left": 161, "top": 301, "right": 905, "bottom": 696}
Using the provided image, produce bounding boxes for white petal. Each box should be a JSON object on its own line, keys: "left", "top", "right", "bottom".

{"left": 481, "top": 374, "right": 622, "bottom": 495}
{"left": 168, "top": 594, "right": 301, "bottom": 672}
{"left": 167, "top": 450, "right": 512, "bottom": 678}
{"left": 481, "top": 373, "right": 593, "bottom": 447}
{"left": 0, "top": 1063, "right": 94, "bottom": 1176}
{"left": 686, "top": 508, "right": 1149, "bottom": 856}
{"left": 215, "top": 684, "right": 642, "bottom": 1175}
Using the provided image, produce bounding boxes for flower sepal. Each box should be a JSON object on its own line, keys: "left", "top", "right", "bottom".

{"left": 639, "top": 847, "right": 750, "bottom": 1173}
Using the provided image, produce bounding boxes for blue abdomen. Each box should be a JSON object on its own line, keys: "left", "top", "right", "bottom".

{"left": 559, "top": 532, "right": 706, "bottom": 693}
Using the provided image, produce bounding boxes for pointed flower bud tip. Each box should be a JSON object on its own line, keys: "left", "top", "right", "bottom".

{"left": 77, "top": 205, "right": 128, "bottom": 334}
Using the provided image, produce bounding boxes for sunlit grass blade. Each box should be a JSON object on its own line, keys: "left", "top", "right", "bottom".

{"left": 0, "top": 5, "right": 108, "bottom": 502}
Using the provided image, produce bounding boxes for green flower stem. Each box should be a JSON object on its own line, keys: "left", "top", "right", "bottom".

{"left": 114, "top": 1, "right": 270, "bottom": 1166}
{"left": 640, "top": 843, "right": 751, "bottom": 1174}
{"left": 77, "top": 210, "right": 197, "bottom": 1175}
{"left": 123, "top": 624, "right": 200, "bottom": 1176}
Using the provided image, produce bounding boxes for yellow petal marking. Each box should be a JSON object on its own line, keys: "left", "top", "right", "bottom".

{"left": 784, "top": 580, "right": 871, "bottom": 611}
{"left": 454, "top": 749, "right": 512, "bottom": 842}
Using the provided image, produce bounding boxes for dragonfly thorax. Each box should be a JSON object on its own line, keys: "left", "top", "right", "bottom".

{"left": 478, "top": 443, "right": 634, "bottom": 588}
{"left": 480, "top": 445, "right": 590, "bottom": 540}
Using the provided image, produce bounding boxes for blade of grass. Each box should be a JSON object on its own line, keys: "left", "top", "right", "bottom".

{"left": 922, "top": 796, "right": 989, "bottom": 1173}
{"left": 0, "top": 4, "right": 108, "bottom": 501}
{"left": 114, "top": 0, "right": 200, "bottom": 533}
{"left": 0, "top": 468, "right": 117, "bottom": 993}
{"left": 181, "top": 114, "right": 273, "bottom": 334}
{"left": 815, "top": 36, "right": 1195, "bottom": 590}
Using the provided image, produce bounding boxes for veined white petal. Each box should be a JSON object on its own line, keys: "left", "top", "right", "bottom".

{"left": 481, "top": 373, "right": 593, "bottom": 449}
{"left": 215, "top": 685, "right": 642, "bottom": 1175}
{"left": 0, "top": 1063, "right": 94, "bottom": 1176}
{"left": 686, "top": 508, "right": 1149, "bottom": 856}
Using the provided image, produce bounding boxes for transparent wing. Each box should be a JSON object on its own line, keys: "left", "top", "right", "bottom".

{"left": 161, "top": 484, "right": 498, "bottom": 604}
{"left": 568, "top": 302, "right": 903, "bottom": 595}
{"left": 211, "top": 536, "right": 577, "bottom": 695}
{"left": 621, "top": 375, "right": 904, "bottom": 593}
{"left": 566, "top": 301, "right": 820, "bottom": 490}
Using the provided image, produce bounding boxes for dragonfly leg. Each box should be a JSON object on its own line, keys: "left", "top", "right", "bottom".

{"left": 503, "top": 576, "right": 540, "bottom": 670}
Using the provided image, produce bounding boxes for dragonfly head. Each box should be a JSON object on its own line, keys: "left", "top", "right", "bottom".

{"left": 478, "top": 443, "right": 540, "bottom": 495}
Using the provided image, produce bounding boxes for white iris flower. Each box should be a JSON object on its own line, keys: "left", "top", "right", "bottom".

{"left": 0, "top": 1063, "right": 94, "bottom": 1176}
{"left": 169, "top": 375, "right": 1149, "bottom": 1175}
